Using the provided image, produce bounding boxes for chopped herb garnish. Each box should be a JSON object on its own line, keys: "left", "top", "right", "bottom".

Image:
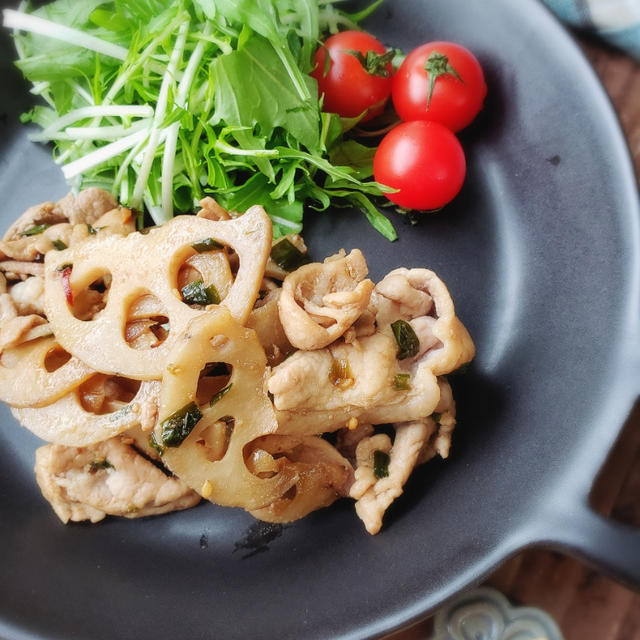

{"left": 20, "top": 223, "right": 49, "bottom": 236}
{"left": 88, "top": 458, "right": 115, "bottom": 474}
{"left": 431, "top": 412, "right": 442, "bottom": 424}
{"left": 393, "top": 373, "right": 411, "bottom": 390}
{"left": 52, "top": 239, "right": 67, "bottom": 251}
{"left": 56, "top": 262, "right": 72, "bottom": 272}
{"left": 149, "top": 432, "right": 165, "bottom": 456}
{"left": 270, "top": 238, "right": 311, "bottom": 272}
{"left": 329, "top": 357, "right": 354, "bottom": 389}
{"left": 180, "top": 280, "right": 221, "bottom": 306}
{"left": 373, "top": 450, "right": 390, "bottom": 479}
{"left": 86, "top": 224, "right": 97, "bottom": 235}
{"left": 210, "top": 383, "right": 233, "bottom": 407}
{"left": 192, "top": 238, "right": 224, "bottom": 253}
{"left": 159, "top": 401, "right": 203, "bottom": 447}
{"left": 391, "top": 320, "right": 420, "bottom": 360}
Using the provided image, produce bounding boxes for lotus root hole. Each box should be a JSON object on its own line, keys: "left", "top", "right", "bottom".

{"left": 71, "top": 271, "right": 112, "bottom": 321}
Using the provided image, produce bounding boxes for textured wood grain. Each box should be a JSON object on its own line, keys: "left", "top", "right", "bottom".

{"left": 390, "top": 40, "right": 640, "bottom": 640}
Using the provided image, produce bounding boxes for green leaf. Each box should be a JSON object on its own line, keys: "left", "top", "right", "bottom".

{"left": 214, "top": 174, "right": 304, "bottom": 238}
{"left": 211, "top": 33, "right": 320, "bottom": 151}
{"left": 329, "top": 140, "right": 376, "bottom": 180}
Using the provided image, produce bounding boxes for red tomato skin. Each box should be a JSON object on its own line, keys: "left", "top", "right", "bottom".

{"left": 311, "top": 31, "right": 393, "bottom": 121}
{"left": 392, "top": 42, "right": 486, "bottom": 131}
{"left": 373, "top": 120, "right": 466, "bottom": 210}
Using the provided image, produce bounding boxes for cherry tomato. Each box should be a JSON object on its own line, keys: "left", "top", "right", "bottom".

{"left": 392, "top": 41, "right": 486, "bottom": 132}
{"left": 373, "top": 120, "right": 466, "bottom": 210}
{"left": 311, "top": 30, "right": 394, "bottom": 121}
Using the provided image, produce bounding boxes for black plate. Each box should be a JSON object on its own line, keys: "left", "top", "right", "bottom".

{"left": 1, "top": 1, "right": 640, "bottom": 639}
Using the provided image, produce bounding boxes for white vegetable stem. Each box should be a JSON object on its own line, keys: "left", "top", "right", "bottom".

{"left": 30, "top": 105, "right": 154, "bottom": 141}
{"left": 161, "top": 22, "right": 212, "bottom": 221}
{"left": 2, "top": 9, "right": 128, "bottom": 61}
{"left": 62, "top": 129, "right": 148, "bottom": 180}
{"left": 214, "top": 140, "right": 279, "bottom": 157}
{"left": 56, "top": 120, "right": 151, "bottom": 142}
{"left": 132, "top": 20, "right": 189, "bottom": 220}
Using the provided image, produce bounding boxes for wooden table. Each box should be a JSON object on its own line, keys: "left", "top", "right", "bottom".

{"left": 391, "top": 37, "right": 640, "bottom": 640}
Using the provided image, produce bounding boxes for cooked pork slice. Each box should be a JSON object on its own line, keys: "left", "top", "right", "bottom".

{"left": 336, "top": 422, "right": 375, "bottom": 463}
{"left": 348, "top": 433, "right": 392, "bottom": 501}
{"left": 373, "top": 268, "right": 475, "bottom": 375}
{"left": 278, "top": 249, "right": 374, "bottom": 350}
{"left": 0, "top": 292, "right": 47, "bottom": 351}
{"left": 0, "top": 261, "right": 45, "bottom": 278}
{"left": 53, "top": 188, "right": 117, "bottom": 225}
{"left": 374, "top": 272, "right": 434, "bottom": 320}
{"left": 9, "top": 276, "right": 45, "bottom": 316}
{"left": 418, "top": 378, "right": 457, "bottom": 464}
{"left": 351, "top": 420, "right": 436, "bottom": 535}
{"left": 268, "top": 332, "right": 442, "bottom": 435}
{"left": 1, "top": 201, "right": 65, "bottom": 243}
{"left": 35, "top": 437, "right": 201, "bottom": 523}
{"left": 0, "top": 223, "right": 74, "bottom": 262}
{"left": 1, "top": 189, "right": 116, "bottom": 262}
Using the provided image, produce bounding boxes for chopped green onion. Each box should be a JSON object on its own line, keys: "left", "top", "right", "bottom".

{"left": 52, "top": 239, "right": 67, "bottom": 251}
{"left": 210, "top": 383, "right": 233, "bottom": 407}
{"left": 181, "top": 280, "right": 221, "bottom": 305}
{"left": 159, "top": 401, "right": 202, "bottom": 447}
{"left": 329, "top": 357, "right": 353, "bottom": 388}
{"left": 373, "top": 450, "right": 390, "bottom": 479}
{"left": 20, "top": 223, "right": 49, "bottom": 236}
{"left": 56, "top": 262, "right": 73, "bottom": 272}
{"left": 431, "top": 412, "right": 442, "bottom": 424}
{"left": 393, "top": 373, "right": 411, "bottom": 390}
{"left": 192, "top": 238, "right": 224, "bottom": 253}
{"left": 86, "top": 224, "right": 97, "bottom": 235}
{"left": 270, "top": 238, "right": 311, "bottom": 272}
{"left": 149, "top": 432, "right": 165, "bottom": 456}
{"left": 87, "top": 458, "right": 115, "bottom": 474}
{"left": 391, "top": 320, "right": 420, "bottom": 360}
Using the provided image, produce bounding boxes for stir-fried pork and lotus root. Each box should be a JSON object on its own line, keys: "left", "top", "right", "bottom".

{"left": 0, "top": 189, "right": 474, "bottom": 534}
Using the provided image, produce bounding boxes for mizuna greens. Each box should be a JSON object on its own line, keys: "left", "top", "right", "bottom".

{"left": 4, "top": 0, "right": 397, "bottom": 239}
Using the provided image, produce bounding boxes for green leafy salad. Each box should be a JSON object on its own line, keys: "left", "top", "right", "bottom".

{"left": 3, "top": 0, "right": 397, "bottom": 239}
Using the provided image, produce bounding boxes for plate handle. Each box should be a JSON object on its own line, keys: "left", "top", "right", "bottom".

{"left": 542, "top": 501, "right": 640, "bottom": 589}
